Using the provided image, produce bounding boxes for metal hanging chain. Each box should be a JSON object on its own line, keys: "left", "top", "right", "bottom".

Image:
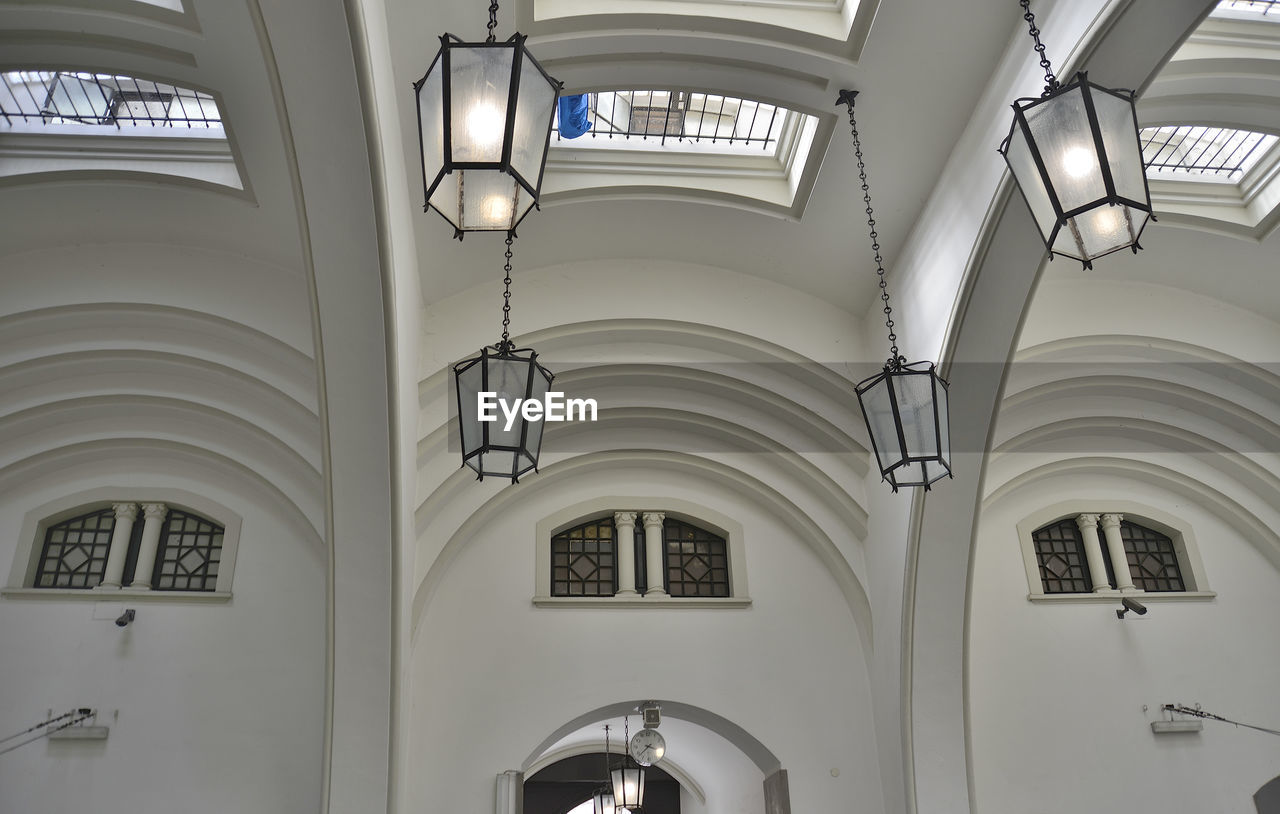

{"left": 498, "top": 233, "right": 514, "bottom": 351}
{"left": 1020, "top": 0, "right": 1060, "bottom": 96}
{"left": 838, "top": 92, "right": 901, "bottom": 366}
{"left": 486, "top": 0, "right": 500, "bottom": 42}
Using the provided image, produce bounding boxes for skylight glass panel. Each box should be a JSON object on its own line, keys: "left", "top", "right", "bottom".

{"left": 1141, "top": 125, "right": 1278, "bottom": 180}
{"left": 551, "top": 90, "right": 801, "bottom": 156}
{"left": 1213, "top": 0, "right": 1280, "bottom": 16}
{"left": 1, "top": 71, "right": 221, "bottom": 130}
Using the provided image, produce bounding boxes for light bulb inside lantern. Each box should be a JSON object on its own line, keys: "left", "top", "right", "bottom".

{"left": 480, "top": 194, "right": 513, "bottom": 227}
{"left": 466, "top": 103, "right": 504, "bottom": 150}
{"left": 1093, "top": 205, "right": 1124, "bottom": 233}
{"left": 1062, "top": 146, "right": 1096, "bottom": 179}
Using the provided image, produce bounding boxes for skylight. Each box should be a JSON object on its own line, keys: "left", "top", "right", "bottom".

{"left": 1213, "top": 0, "right": 1280, "bottom": 16}
{"left": 1141, "top": 126, "right": 1278, "bottom": 180}
{"left": 551, "top": 90, "right": 801, "bottom": 156}
{"left": 1, "top": 71, "right": 221, "bottom": 131}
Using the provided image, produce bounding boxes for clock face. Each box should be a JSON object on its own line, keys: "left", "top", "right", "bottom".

{"left": 628, "top": 728, "right": 666, "bottom": 766}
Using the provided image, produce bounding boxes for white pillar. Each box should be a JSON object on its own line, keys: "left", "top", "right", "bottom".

{"left": 1100, "top": 513, "right": 1137, "bottom": 592}
{"left": 129, "top": 503, "right": 169, "bottom": 590}
{"left": 642, "top": 512, "right": 667, "bottom": 596}
{"left": 97, "top": 503, "right": 138, "bottom": 589}
{"left": 1074, "top": 513, "right": 1114, "bottom": 593}
{"left": 614, "top": 512, "right": 638, "bottom": 597}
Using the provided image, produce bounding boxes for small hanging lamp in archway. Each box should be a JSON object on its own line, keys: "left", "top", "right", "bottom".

{"left": 413, "top": 0, "right": 562, "bottom": 237}
{"left": 453, "top": 234, "right": 553, "bottom": 482}
{"left": 999, "top": 0, "right": 1154, "bottom": 269}
{"left": 591, "top": 725, "right": 617, "bottom": 814}
{"left": 837, "top": 90, "right": 952, "bottom": 492}
{"left": 611, "top": 717, "right": 646, "bottom": 811}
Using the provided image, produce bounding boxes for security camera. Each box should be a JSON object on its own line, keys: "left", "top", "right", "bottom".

{"left": 1116, "top": 597, "right": 1147, "bottom": 619}
{"left": 115, "top": 609, "right": 136, "bottom": 627}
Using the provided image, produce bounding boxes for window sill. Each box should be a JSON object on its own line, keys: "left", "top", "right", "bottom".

{"left": 533, "top": 595, "right": 751, "bottom": 609}
{"left": 1027, "top": 590, "right": 1215, "bottom": 604}
{"left": 2, "top": 587, "right": 231, "bottom": 603}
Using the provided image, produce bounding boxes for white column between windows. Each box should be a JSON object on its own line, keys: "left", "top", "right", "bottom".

{"left": 97, "top": 503, "right": 138, "bottom": 589}
{"left": 614, "top": 512, "right": 639, "bottom": 597}
{"left": 642, "top": 512, "right": 667, "bottom": 596}
{"left": 130, "top": 503, "right": 169, "bottom": 590}
{"left": 1074, "top": 513, "right": 1114, "bottom": 593}
{"left": 1100, "top": 513, "right": 1137, "bottom": 592}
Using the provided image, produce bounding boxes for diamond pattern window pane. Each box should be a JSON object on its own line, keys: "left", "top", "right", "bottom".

{"left": 663, "top": 519, "right": 729, "bottom": 597}
{"left": 1120, "top": 521, "right": 1185, "bottom": 592}
{"left": 1032, "top": 519, "right": 1093, "bottom": 594}
{"left": 152, "top": 509, "right": 223, "bottom": 592}
{"left": 551, "top": 517, "right": 617, "bottom": 597}
{"left": 34, "top": 508, "right": 115, "bottom": 589}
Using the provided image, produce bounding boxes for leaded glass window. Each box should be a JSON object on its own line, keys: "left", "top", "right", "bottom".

{"left": 551, "top": 517, "right": 617, "bottom": 596}
{"left": 663, "top": 519, "right": 730, "bottom": 597}
{"left": 34, "top": 508, "right": 115, "bottom": 588}
{"left": 1120, "top": 521, "right": 1185, "bottom": 592}
{"left": 152, "top": 509, "right": 223, "bottom": 592}
{"left": 1032, "top": 519, "right": 1093, "bottom": 594}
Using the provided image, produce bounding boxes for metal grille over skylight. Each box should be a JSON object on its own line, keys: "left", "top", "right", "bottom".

{"left": 1141, "top": 126, "right": 1277, "bottom": 179}
{"left": 1, "top": 71, "right": 221, "bottom": 130}
{"left": 1214, "top": 0, "right": 1280, "bottom": 16}
{"left": 552, "top": 90, "right": 796, "bottom": 154}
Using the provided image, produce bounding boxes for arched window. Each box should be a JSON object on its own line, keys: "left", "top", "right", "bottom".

{"left": 20, "top": 500, "right": 230, "bottom": 595}
{"left": 550, "top": 516, "right": 618, "bottom": 597}
{"left": 539, "top": 506, "right": 747, "bottom": 605}
{"left": 663, "top": 518, "right": 729, "bottom": 597}
{"left": 1022, "top": 509, "right": 1205, "bottom": 598}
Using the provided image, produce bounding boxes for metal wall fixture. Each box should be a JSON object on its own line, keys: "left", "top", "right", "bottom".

{"left": 453, "top": 235, "right": 553, "bottom": 483}
{"left": 413, "top": 0, "right": 562, "bottom": 237}
{"left": 999, "top": 0, "right": 1154, "bottom": 269}
{"left": 837, "top": 90, "right": 953, "bottom": 492}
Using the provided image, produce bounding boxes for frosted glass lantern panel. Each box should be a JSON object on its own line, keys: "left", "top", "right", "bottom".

{"left": 1003, "top": 124, "right": 1057, "bottom": 244}
{"left": 456, "top": 360, "right": 485, "bottom": 456}
{"left": 418, "top": 61, "right": 445, "bottom": 197}
{"left": 448, "top": 46, "right": 514, "bottom": 163}
{"left": 859, "top": 375, "right": 903, "bottom": 470}
{"left": 1058, "top": 205, "right": 1139, "bottom": 261}
{"left": 895, "top": 370, "right": 940, "bottom": 460}
{"left": 510, "top": 60, "right": 557, "bottom": 186}
{"left": 1093, "top": 89, "right": 1146, "bottom": 204}
{"left": 1023, "top": 87, "right": 1106, "bottom": 213}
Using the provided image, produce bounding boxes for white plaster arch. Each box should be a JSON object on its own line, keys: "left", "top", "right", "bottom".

{"left": 982, "top": 455, "right": 1280, "bottom": 573}
{"left": 523, "top": 700, "right": 783, "bottom": 776}
{"left": 525, "top": 741, "right": 708, "bottom": 805}
{"left": 410, "top": 448, "right": 873, "bottom": 657}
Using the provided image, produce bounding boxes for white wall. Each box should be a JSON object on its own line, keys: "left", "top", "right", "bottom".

{"left": 969, "top": 472, "right": 1280, "bottom": 813}
{"left": 0, "top": 475, "right": 326, "bottom": 814}
{"left": 406, "top": 464, "right": 883, "bottom": 814}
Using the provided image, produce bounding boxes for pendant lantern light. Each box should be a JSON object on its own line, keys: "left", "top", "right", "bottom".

{"left": 999, "top": 0, "right": 1154, "bottom": 269}
{"left": 591, "top": 725, "right": 617, "bottom": 814}
{"left": 837, "top": 90, "right": 953, "bottom": 492}
{"left": 611, "top": 718, "right": 645, "bottom": 811}
{"left": 413, "top": 0, "right": 561, "bottom": 237}
{"left": 453, "top": 235, "right": 553, "bottom": 482}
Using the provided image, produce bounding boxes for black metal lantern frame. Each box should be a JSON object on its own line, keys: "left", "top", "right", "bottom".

{"left": 999, "top": 1, "right": 1154, "bottom": 269}
{"left": 413, "top": 3, "right": 562, "bottom": 238}
{"left": 452, "top": 236, "right": 554, "bottom": 483}
{"left": 611, "top": 719, "right": 646, "bottom": 811}
{"left": 837, "top": 89, "right": 953, "bottom": 492}
{"left": 854, "top": 359, "right": 952, "bottom": 491}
